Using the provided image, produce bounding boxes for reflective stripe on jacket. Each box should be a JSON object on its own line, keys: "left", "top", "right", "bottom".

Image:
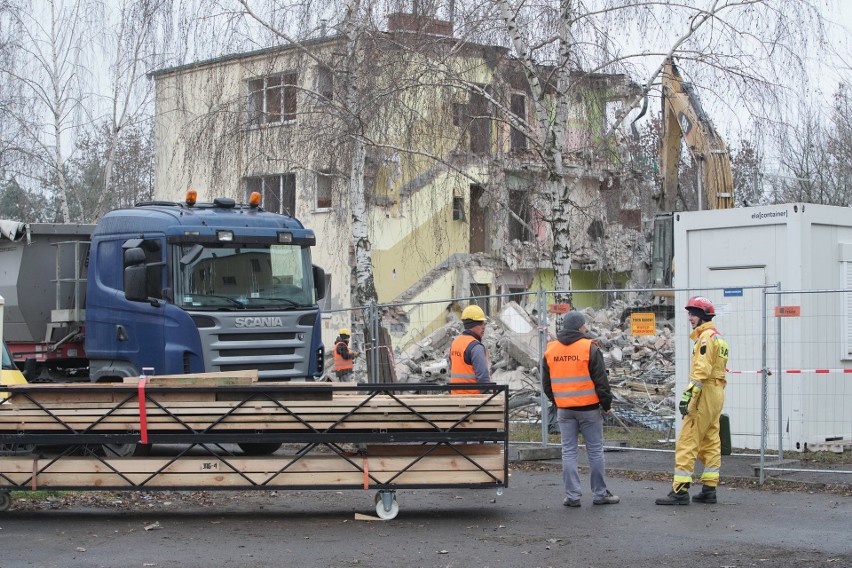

{"left": 449, "top": 333, "right": 482, "bottom": 394}
{"left": 544, "top": 337, "right": 600, "bottom": 408}
{"left": 334, "top": 341, "right": 353, "bottom": 371}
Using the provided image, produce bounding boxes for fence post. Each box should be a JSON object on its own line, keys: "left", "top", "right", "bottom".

{"left": 537, "top": 289, "right": 549, "bottom": 446}
{"left": 775, "top": 283, "right": 783, "bottom": 460}
{"left": 368, "top": 301, "right": 379, "bottom": 383}
{"left": 760, "top": 287, "right": 768, "bottom": 485}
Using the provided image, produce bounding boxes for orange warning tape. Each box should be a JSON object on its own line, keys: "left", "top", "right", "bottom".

{"left": 138, "top": 377, "right": 149, "bottom": 444}
{"left": 363, "top": 457, "right": 369, "bottom": 490}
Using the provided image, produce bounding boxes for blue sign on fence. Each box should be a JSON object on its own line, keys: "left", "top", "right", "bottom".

{"left": 723, "top": 288, "right": 743, "bottom": 297}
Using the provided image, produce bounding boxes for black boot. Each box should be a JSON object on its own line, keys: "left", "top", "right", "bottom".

{"left": 692, "top": 486, "right": 717, "bottom": 504}
{"left": 655, "top": 489, "right": 690, "bottom": 505}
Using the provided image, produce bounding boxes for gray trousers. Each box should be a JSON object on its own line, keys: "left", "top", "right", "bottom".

{"left": 557, "top": 407, "right": 609, "bottom": 500}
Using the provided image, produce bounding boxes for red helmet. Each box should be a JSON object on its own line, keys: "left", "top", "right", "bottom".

{"left": 685, "top": 296, "right": 715, "bottom": 317}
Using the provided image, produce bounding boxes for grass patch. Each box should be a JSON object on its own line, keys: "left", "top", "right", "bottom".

{"left": 510, "top": 421, "right": 677, "bottom": 450}
{"left": 10, "top": 490, "right": 68, "bottom": 500}
{"left": 800, "top": 449, "right": 852, "bottom": 465}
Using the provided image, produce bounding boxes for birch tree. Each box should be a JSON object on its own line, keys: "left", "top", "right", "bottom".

{"left": 89, "top": 0, "right": 169, "bottom": 220}
{"left": 165, "top": 0, "right": 833, "bottom": 317}
{"left": 772, "top": 83, "right": 852, "bottom": 206}
{"left": 0, "top": 0, "right": 34, "bottom": 178}
{"left": 1, "top": 0, "right": 94, "bottom": 222}
{"left": 479, "top": 0, "right": 827, "bottom": 301}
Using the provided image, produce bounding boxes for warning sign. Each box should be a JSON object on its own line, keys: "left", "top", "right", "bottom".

{"left": 630, "top": 313, "right": 656, "bottom": 336}
{"left": 549, "top": 303, "right": 572, "bottom": 314}
{"left": 775, "top": 306, "right": 801, "bottom": 317}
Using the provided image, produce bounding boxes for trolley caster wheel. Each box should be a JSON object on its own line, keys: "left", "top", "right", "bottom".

{"left": 0, "top": 492, "right": 11, "bottom": 512}
{"left": 374, "top": 492, "right": 399, "bottom": 520}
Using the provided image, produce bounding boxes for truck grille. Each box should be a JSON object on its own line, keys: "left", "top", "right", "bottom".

{"left": 192, "top": 310, "right": 316, "bottom": 381}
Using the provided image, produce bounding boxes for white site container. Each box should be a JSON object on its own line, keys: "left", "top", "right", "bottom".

{"left": 673, "top": 203, "right": 852, "bottom": 452}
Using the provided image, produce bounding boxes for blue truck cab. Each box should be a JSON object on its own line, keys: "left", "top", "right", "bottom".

{"left": 85, "top": 195, "right": 325, "bottom": 382}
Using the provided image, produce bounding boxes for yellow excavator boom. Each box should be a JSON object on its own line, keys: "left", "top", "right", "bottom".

{"left": 660, "top": 58, "right": 734, "bottom": 210}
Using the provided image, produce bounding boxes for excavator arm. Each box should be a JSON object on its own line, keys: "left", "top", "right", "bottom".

{"left": 660, "top": 58, "right": 734, "bottom": 210}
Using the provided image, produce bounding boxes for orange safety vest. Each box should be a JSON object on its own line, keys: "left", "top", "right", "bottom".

{"left": 334, "top": 341, "right": 353, "bottom": 372}
{"left": 544, "top": 338, "right": 600, "bottom": 408}
{"left": 449, "top": 333, "right": 486, "bottom": 394}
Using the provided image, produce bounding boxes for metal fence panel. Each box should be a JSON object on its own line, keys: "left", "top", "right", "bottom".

{"left": 328, "top": 285, "right": 850, "bottom": 484}
{"left": 769, "top": 289, "right": 852, "bottom": 452}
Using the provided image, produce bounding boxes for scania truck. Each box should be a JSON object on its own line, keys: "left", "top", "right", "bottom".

{"left": 0, "top": 191, "right": 326, "bottom": 383}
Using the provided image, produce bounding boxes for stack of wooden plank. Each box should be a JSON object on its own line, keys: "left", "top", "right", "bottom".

{"left": 0, "top": 384, "right": 505, "bottom": 434}
{"left": 0, "top": 443, "right": 505, "bottom": 489}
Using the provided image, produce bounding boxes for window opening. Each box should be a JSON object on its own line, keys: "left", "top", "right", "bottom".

{"left": 245, "top": 173, "right": 296, "bottom": 216}
{"left": 247, "top": 72, "right": 298, "bottom": 126}
{"left": 316, "top": 171, "right": 332, "bottom": 209}
{"left": 315, "top": 66, "right": 333, "bottom": 100}
{"left": 452, "top": 196, "right": 465, "bottom": 221}
{"left": 510, "top": 93, "right": 527, "bottom": 151}
{"left": 508, "top": 190, "right": 532, "bottom": 241}
{"left": 469, "top": 283, "right": 490, "bottom": 317}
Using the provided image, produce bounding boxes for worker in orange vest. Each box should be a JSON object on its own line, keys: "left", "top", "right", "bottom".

{"left": 542, "top": 310, "right": 619, "bottom": 507}
{"left": 448, "top": 305, "right": 490, "bottom": 394}
{"left": 333, "top": 328, "right": 358, "bottom": 381}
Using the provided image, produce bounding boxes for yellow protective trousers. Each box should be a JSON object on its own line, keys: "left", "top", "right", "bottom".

{"left": 672, "top": 378, "right": 726, "bottom": 491}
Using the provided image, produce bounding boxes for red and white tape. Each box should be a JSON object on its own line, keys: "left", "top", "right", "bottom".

{"left": 726, "top": 368, "right": 852, "bottom": 375}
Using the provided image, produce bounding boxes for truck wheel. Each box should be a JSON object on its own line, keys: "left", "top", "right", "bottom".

{"left": 0, "top": 492, "right": 11, "bottom": 512}
{"left": 238, "top": 443, "right": 282, "bottom": 455}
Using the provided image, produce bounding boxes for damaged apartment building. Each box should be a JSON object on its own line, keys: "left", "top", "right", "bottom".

{"left": 150, "top": 11, "right": 648, "bottom": 351}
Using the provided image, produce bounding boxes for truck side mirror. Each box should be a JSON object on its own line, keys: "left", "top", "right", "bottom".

{"left": 312, "top": 265, "right": 326, "bottom": 301}
{"left": 124, "top": 247, "right": 148, "bottom": 302}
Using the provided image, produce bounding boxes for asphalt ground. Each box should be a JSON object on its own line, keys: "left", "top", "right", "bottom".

{"left": 511, "top": 442, "right": 852, "bottom": 489}
{"left": 1, "top": 445, "right": 849, "bottom": 567}
{"left": 2, "top": 459, "right": 850, "bottom": 568}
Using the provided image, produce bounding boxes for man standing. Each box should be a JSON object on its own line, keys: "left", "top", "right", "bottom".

{"left": 448, "top": 305, "right": 490, "bottom": 394}
{"left": 333, "top": 328, "right": 358, "bottom": 381}
{"left": 657, "top": 296, "right": 729, "bottom": 505}
{"left": 542, "top": 310, "right": 619, "bottom": 507}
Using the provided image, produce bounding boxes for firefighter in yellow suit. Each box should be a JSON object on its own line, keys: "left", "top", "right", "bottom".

{"left": 656, "top": 296, "right": 729, "bottom": 505}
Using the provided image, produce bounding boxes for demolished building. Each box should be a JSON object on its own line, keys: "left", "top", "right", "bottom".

{"left": 150, "top": 11, "right": 651, "bottom": 354}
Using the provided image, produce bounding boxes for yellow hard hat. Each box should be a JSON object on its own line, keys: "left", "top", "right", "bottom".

{"left": 461, "top": 305, "right": 486, "bottom": 322}
{"left": 339, "top": 328, "right": 351, "bottom": 336}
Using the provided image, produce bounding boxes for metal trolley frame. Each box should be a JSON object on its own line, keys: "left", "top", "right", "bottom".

{"left": 0, "top": 383, "right": 509, "bottom": 519}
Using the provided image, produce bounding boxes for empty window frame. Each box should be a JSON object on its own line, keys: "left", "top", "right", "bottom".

{"left": 468, "top": 86, "right": 492, "bottom": 154}
{"left": 510, "top": 93, "right": 527, "bottom": 151}
{"left": 452, "top": 196, "right": 465, "bottom": 221}
{"left": 508, "top": 190, "right": 532, "bottom": 241}
{"left": 507, "top": 287, "right": 526, "bottom": 305}
{"left": 469, "top": 284, "right": 490, "bottom": 317}
{"left": 314, "top": 66, "right": 333, "bottom": 100}
{"left": 245, "top": 174, "right": 296, "bottom": 216}
{"left": 247, "top": 72, "right": 298, "bottom": 126}
{"left": 316, "top": 171, "right": 332, "bottom": 210}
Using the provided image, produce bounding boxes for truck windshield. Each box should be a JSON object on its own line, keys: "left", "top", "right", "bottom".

{"left": 174, "top": 243, "right": 315, "bottom": 310}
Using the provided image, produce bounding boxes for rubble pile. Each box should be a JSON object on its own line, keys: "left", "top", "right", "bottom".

{"left": 393, "top": 301, "right": 678, "bottom": 432}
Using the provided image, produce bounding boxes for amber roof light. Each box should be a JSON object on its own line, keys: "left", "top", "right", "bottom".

{"left": 185, "top": 189, "right": 197, "bottom": 206}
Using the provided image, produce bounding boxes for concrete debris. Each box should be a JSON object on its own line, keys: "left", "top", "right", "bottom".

{"left": 394, "top": 300, "right": 677, "bottom": 430}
